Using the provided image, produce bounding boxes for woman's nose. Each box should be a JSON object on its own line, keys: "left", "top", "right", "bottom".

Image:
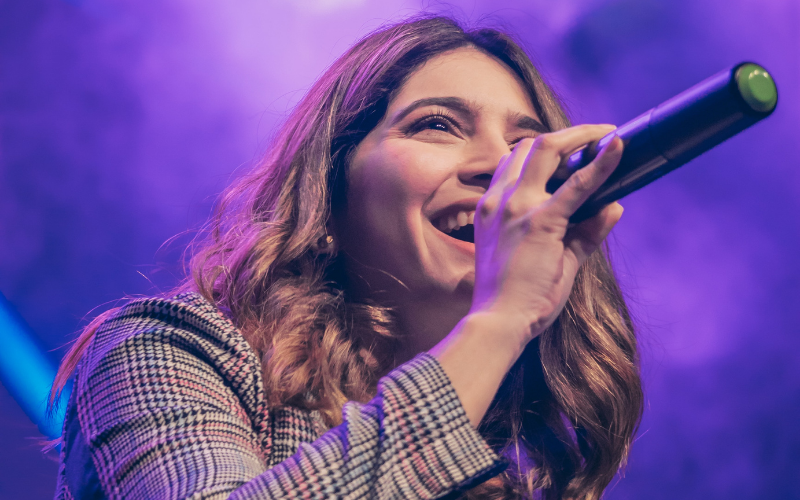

{"left": 457, "top": 136, "right": 512, "bottom": 190}
{"left": 458, "top": 164, "right": 494, "bottom": 190}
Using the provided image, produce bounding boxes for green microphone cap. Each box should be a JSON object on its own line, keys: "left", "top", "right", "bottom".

{"left": 736, "top": 63, "right": 777, "bottom": 113}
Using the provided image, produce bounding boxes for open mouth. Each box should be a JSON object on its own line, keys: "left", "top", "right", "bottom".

{"left": 431, "top": 210, "right": 475, "bottom": 244}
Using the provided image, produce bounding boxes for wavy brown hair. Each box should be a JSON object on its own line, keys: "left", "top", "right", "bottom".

{"left": 50, "top": 16, "right": 642, "bottom": 499}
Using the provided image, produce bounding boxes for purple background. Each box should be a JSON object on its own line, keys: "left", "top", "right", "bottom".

{"left": 1, "top": 0, "right": 798, "bottom": 498}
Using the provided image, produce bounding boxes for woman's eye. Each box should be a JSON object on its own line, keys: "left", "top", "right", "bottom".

{"left": 408, "top": 114, "right": 458, "bottom": 136}
{"left": 425, "top": 120, "right": 449, "bottom": 131}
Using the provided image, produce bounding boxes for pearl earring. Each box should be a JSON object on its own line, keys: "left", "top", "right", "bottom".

{"left": 315, "top": 234, "right": 335, "bottom": 253}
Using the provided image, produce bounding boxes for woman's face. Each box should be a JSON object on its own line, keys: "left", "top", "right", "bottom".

{"left": 337, "top": 47, "right": 546, "bottom": 311}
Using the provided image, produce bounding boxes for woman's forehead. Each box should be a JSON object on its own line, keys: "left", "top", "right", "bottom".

{"left": 388, "top": 47, "right": 537, "bottom": 119}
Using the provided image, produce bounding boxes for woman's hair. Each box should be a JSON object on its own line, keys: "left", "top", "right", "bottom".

{"left": 50, "top": 15, "right": 642, "bottom": 500}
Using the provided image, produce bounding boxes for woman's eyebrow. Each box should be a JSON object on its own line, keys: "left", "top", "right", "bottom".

{"left": 510, "top": 113, "right": 549, "bottom": 134}
{"left": 390, "top": 96, "right": 474, "bottom": 125}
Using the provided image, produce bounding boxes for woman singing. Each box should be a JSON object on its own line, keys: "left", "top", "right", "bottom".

{"left": 49, "top": 15, "right": 643, "bottom": 499}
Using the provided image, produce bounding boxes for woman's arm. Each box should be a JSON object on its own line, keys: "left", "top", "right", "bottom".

{"left": 232, "top": 354, "right": 503, "bottom": 499}
{"left": 431, "top": 125, "right": 624, "bottom": 427}
{"left": 64, "top": 298, "right": 503, "bottom": 500}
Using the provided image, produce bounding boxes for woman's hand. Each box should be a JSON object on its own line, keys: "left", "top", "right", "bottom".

{"left": 471, "top": 124, "right": 624, "bottom": 347}
{"left": 431, "top": 124, "right": 624, "bottom": 426}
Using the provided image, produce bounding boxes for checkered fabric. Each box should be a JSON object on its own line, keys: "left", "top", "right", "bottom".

{"left": 53, "top": 293, "right": 504, "bottom": 499}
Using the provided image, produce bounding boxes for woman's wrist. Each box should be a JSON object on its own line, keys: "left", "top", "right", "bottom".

{"left": 466, "top": 308, "right": 538, "bottom": 353}
{"left": 429, "top": 310, "right": 536, "bottom": 426}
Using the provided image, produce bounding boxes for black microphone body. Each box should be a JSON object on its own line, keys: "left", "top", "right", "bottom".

{"left": 547, "top": 62, "right": 778, "bottom": 223}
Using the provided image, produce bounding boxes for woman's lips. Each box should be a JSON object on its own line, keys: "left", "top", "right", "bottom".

{"left": 429, "top": 218, "right": 476, "bottom": 251}
{"left": 426, "top": 198, "right": 480, "bottom": 250}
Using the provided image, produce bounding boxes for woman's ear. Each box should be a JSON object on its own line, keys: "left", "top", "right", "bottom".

{"left": 313, "top": 218, "right": 338, "bottom": 255}
{"left": 314, "top": 234, "right": 337, "bottom": 254}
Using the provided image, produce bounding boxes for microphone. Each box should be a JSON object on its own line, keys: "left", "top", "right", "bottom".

{"left": 546, "top": 62, "right": 778, "bottom": 223}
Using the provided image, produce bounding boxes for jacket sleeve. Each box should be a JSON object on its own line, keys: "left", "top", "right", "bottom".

{"left": 70, "top": 304, "right": 505, "bottom": 500}
{"left": 231, "top": 354, "right": 505, "bottom": 499}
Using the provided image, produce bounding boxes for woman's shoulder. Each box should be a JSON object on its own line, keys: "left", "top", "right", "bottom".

{"left": 95, "top": 291, "right": 238, "bottom": 339}
{"left": 89, "top": 291, "right": 248, "bottom": 358}
{"left": 77, "top": 292, "right": 266, "bottom": 416}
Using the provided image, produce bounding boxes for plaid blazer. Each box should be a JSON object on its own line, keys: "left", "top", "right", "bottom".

{"left": 54, "top": 293, "right": 504, "bottom": 499}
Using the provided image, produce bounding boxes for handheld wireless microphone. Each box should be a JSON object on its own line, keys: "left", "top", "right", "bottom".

{"left": 546, "top": 62, "right": 778, "bottom": 223}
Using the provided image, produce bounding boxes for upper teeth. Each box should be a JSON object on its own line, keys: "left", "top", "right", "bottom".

{"left": 438, "top": 210, "right": 475, "bottom": 233}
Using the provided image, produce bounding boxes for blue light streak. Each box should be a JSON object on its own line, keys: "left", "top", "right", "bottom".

{"left": 0, "top": 292, "right": 71, "bottom": 440}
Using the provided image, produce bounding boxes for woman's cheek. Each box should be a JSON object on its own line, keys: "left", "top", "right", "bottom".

{"left": 385, "top": 140, "right": 456, "bottom": 191}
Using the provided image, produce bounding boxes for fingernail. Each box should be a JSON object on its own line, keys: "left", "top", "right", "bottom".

{"left": 604, "top": 135, "right": 621, "bottom": 153}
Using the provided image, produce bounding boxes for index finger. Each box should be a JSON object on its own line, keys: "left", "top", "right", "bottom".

{"left": 516, "top": 124, "right": 617, "bottom": 194}
{"left": 547, "top": 134, "right": 624, "bottom": 218}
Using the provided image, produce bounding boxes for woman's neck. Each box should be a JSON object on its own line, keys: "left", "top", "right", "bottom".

{"left": 387, "top": 293, "right": 472, "bottom": 368}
